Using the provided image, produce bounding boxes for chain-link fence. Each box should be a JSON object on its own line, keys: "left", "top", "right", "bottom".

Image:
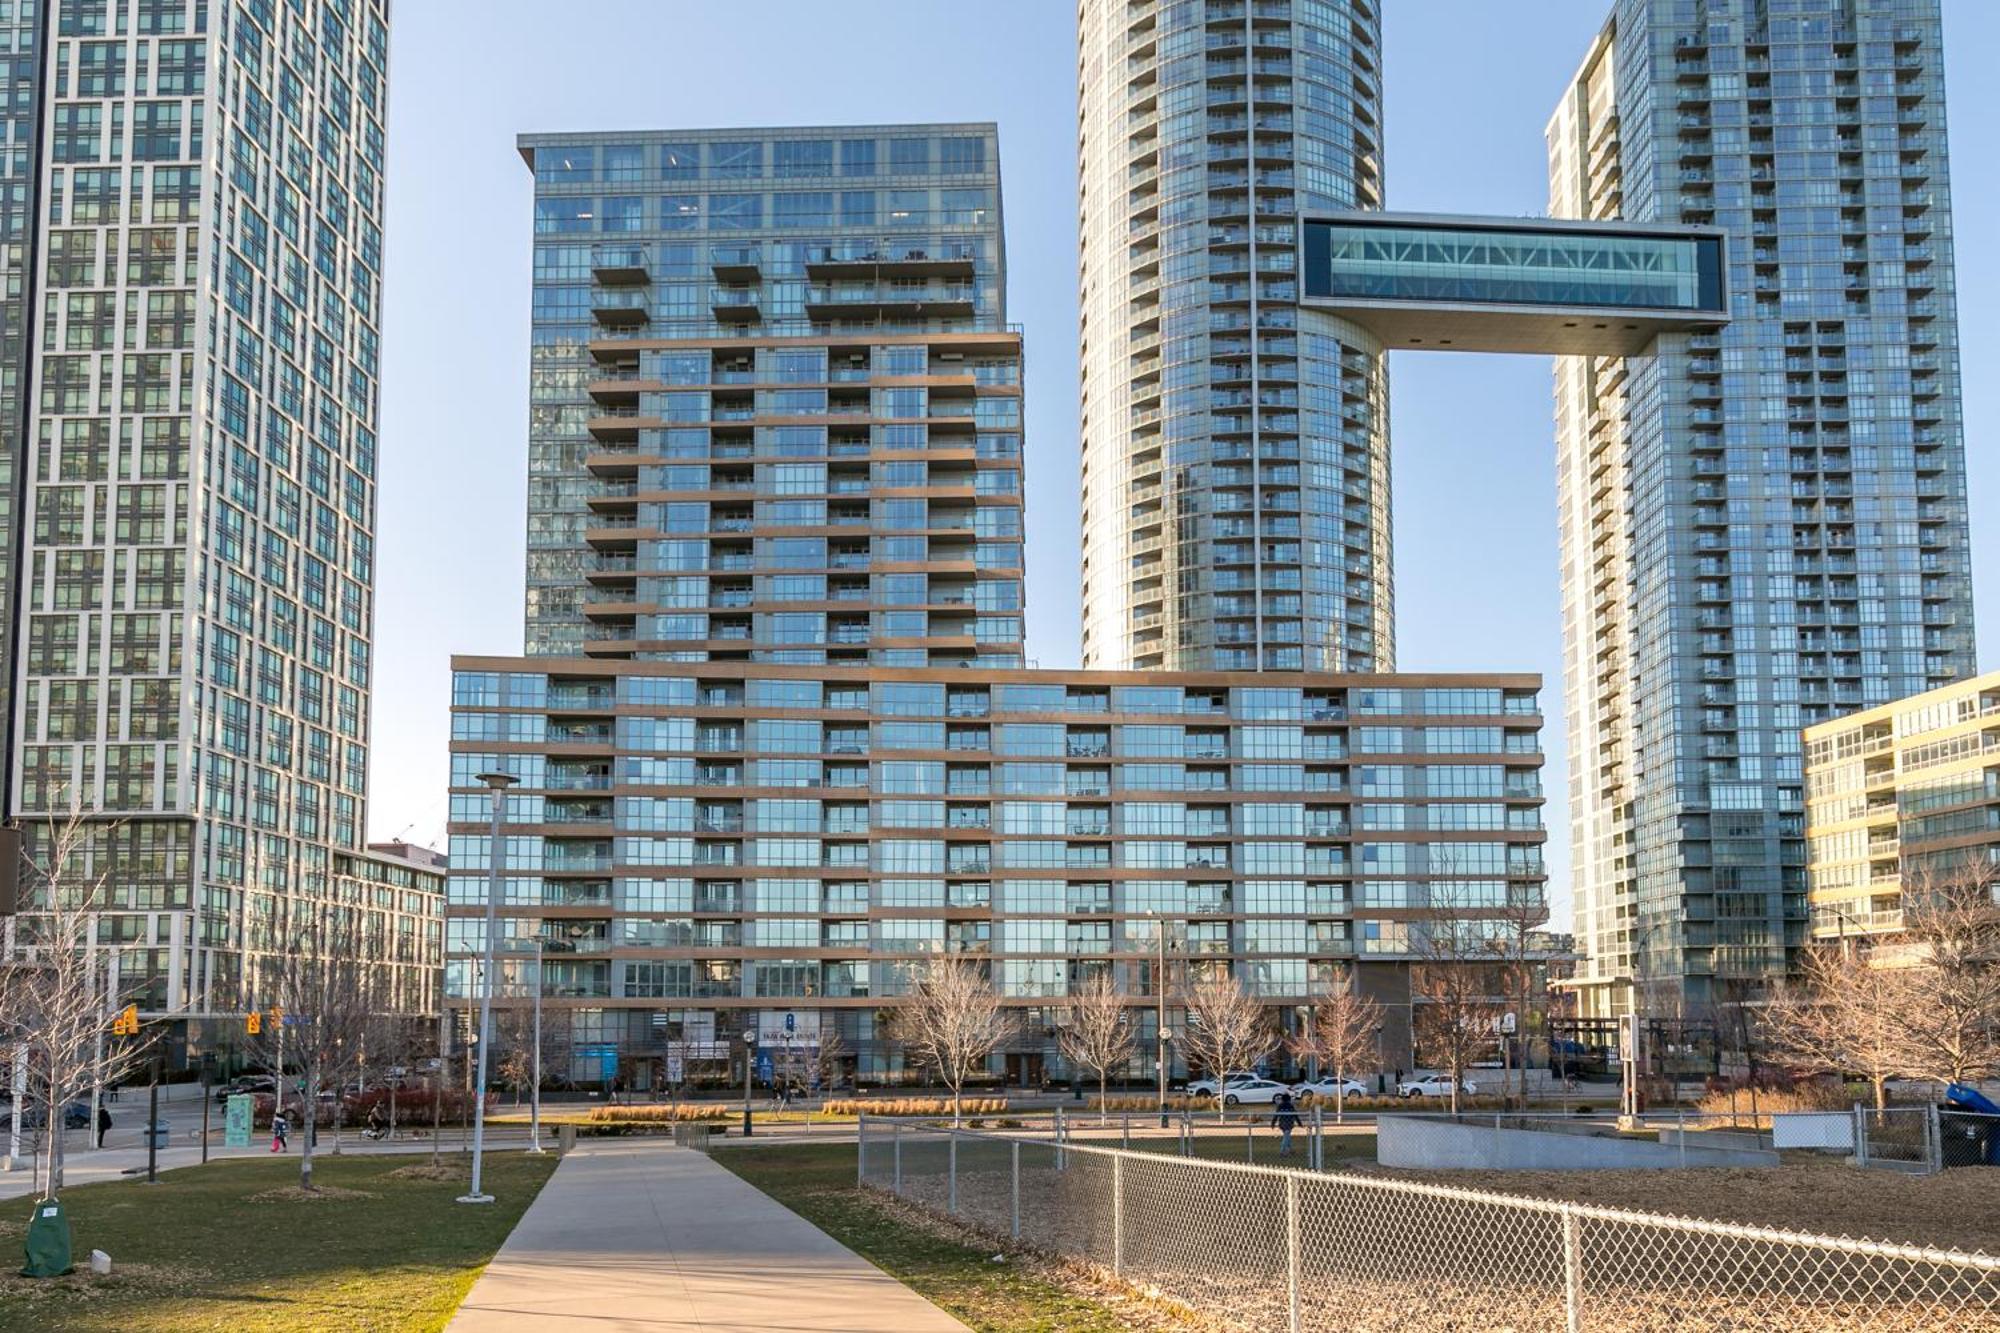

{"left": 858, "top": 1116, "right": 2000, "bottom": 1331}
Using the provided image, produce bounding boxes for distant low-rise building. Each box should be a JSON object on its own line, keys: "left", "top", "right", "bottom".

{"left": 1804, "top": 671, "right": 2000, "bottom": 942}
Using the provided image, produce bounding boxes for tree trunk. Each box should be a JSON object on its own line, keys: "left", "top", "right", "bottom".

{"left": 430, "top": 1072, "right": 442, "bottom": 1167}
{"left": 300, "top": 1059, "right": 318, "bottom": 1191}
{"left": 1099, "top": 1070, "right": 1107, "bottom": 1125}
{"left": 1874, "top": 1073, "right": 1888, "bottom": 1114}
{"left": 48, "top": 1078, "right": 63, "bottom": 1194}
{"left": 389, "top": 1082, "right": 398, "bottom": 1142}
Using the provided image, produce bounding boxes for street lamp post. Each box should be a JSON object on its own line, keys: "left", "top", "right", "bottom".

{"left": 459, "top": 771, "right": 515, "bottom": 1205}
{"left": 529, "top": 938, "right": 545, "bottom": 1154}
{"left": 1619, "top": 921, "right": 1651, "bottom": 1131}
{"left": 741, "top": 1028, "right": 757, "bottom": 1137}
{"left": 1151, "top": 913, "right": 1172, "bottom": 1128}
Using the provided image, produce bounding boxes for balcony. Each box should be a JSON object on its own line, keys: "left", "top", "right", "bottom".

{"left": 710, "top": 245, "right": 761, "bottom": 282}
{"left": 803, "top": 285, "right": 976, "bottom": 322}
{"left": 591, "top": 289, "right": 650, "bottom": 328}
{"left": 591, "top": 245, "right": 649, "bottom": 285}
{"left": 710, "top": 288, "right": 762, "bottom": 323}
{"left": 805, "top": 239, "right": 979, "bottom": 281}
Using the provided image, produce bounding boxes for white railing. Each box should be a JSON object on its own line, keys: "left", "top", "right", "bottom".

{"left": 857, "top": 1116, "right": 2000, "bottom": 1331}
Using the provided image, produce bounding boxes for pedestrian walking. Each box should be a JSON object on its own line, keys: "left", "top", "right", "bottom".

{"left": 96, "top": 1104, "right": 112, "bottom": 1148}
{"left": 271, "top": 1108, "right": 290, "bottom": 1153}
{"left": 1273, "top": 1090, "right": 1300, "bottom": 1156}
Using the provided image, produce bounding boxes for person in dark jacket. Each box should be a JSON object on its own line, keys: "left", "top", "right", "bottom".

{"left": 1272, "top": 1091, "right": 1300, "bottom": 1156}
{"left": 96, "top": 1104, "right": 112, "bottom": 1148}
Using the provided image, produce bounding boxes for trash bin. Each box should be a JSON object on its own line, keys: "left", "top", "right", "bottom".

{"left": 145, "top": 1122, "right": 170, "bottom": 1149}
{"left": 557, "top": 1123, "right": 577, "bottom": 1155}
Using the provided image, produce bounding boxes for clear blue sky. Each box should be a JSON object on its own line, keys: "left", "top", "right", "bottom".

{"left": 370, "top": 1, "right": 2000, "bottom": 919}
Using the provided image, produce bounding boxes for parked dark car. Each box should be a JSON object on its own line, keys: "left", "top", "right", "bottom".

{"left": 217, "top": 1075, "right": 277, "bottom": 1105}
{"left": 10, "top": 1100, "right": 91, "bottom": 1130}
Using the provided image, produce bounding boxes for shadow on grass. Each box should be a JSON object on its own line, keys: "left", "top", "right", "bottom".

{"left": 0, "top": 1151, "right": 558, "bottom": 1333}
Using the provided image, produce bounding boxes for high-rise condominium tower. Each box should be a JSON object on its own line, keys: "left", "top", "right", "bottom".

{"left": 1, "top": 5, "right": 49, "bottom": 805}
{"left": 1553, "top": 0, "right": 1973, "bottom": 1014}
{"left": 519, "top": 125, "right": 1026, "bottom": 669}
{"left": 450, "top": 118, "right": 1551, "bottom": 1087}
{"left": 6, "top": 0, "right": 396, "bottom": 1018}
{"left": 1076, "top": 0, "right": 1392, "bottom": 673}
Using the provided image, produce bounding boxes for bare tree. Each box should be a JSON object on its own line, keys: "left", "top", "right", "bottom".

{"left": 894, "top": 957, "right": 1013, "bottom": 1123}
{"left": 1481, "top": 881, "right": 1551, "bottom": 1107}
{"left": 1057, "top": 972, "right": 1135, "bottom": 1120}
{"left": 1291, "top": 973, "right": 1382, "bottom": 1122}
{"left": 815, "top": 1024, "right": 848, "bottom": 1094}
{"left": 1411, "top": 876, "right": 1508, "bottom": 1116}
{"left": 1891, "top": 861, "right": 2000, "bottom": 1089}
{"left": 246, "top": 899, "right": 377, "bottom": 1191}
{"left": 2, "top": 806, "right": 157, "bottom": 1194}
{"left": 1761, "top": 945, "right": 1908, "bottom": 1113}
{"left": 494, "top": 1003, "right": 573, "bottom": 1107}
{"left": 1180, "top": 971, "right": 1274, "bottom": 1114}
{"left": 361, "top": 1013, "right": 426, "bottom": 1141}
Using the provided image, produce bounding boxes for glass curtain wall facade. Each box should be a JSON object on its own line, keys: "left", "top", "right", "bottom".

{"left": 0, "top": 1, "right": 50, "bottom": 808}
{"left": 520, "top": 125, "right": 1025, "bottom": 669}
{"left": 448, "top": 659, "right": 1547, "bottom": 1085}
{"left": 1552, "top": 0, "right": 1974, "bottom": 1016}
{"left": 1077, "top": 0, "right": 1392, "bottom": 674}
{"left": 8, "top": 0, "right": 390, "bottom": 1019}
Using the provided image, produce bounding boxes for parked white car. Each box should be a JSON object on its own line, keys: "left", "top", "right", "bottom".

{"left": 1215, "top": 1078, "right": 1294, "bottom": 1107}
{"left": 1292, "top": 1076, "right": 1369, "bottom": 1102}
{"left": 1398, "top": 1074, "right": 1477, "bottom": 1098}
{"left": 1183, "top": 1071, "right": 1261, "bottom": 1099}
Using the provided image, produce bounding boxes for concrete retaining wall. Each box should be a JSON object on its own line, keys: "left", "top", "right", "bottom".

{"left": 1377, "top": 1114, "right": 1780, "bottom": 1170}
{"left": 1659, "top": 1126, "right": 1772, "bottom": 1154}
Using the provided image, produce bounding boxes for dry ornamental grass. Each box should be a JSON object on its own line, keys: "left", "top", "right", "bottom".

{"left": 580, "top": 1103, "right": 732, "bottom": 1123}
{"left": 824, "top": 1096, "right": 1010, "bottom": 1117}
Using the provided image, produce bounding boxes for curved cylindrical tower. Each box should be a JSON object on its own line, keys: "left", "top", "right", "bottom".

{"left": 1078, "top": 0, "right": 1391, "bottom": 672}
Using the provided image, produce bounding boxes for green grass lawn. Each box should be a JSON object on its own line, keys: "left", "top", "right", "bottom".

{"left": 715, "top": 1142, "right": 1140, "bottom": 1332}
{"left": 0, "top": 1151, "right": 557, "bottom": 1332}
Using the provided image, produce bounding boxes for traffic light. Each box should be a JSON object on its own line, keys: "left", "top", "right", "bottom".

{"left": 246, "top": 1011, "right": 262, "bottom": 1035}
{"left": 111, "top": 1004, "right": 138, "bottom": 1036}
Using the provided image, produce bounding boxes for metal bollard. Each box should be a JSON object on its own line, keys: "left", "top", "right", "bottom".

{"left": 1010, "top": 1139, "right": 1021, "bottom": 1239}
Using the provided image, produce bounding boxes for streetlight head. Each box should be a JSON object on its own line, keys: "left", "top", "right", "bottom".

{"left": 476, "top": 771, "right": 518, "bottom": 790}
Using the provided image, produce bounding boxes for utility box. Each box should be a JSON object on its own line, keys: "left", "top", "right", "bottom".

{"left": 558, "top": 1123, "right": 577, "bottom": 1155}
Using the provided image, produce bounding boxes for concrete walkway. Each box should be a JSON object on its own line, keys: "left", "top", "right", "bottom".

{"left": 451, "top": 1140, "right": 967, "bottom": 1331}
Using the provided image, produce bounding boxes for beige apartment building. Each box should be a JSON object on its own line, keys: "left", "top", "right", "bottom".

{"left": 1804, "top": 670, "right": 2000, "bottom": 942}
